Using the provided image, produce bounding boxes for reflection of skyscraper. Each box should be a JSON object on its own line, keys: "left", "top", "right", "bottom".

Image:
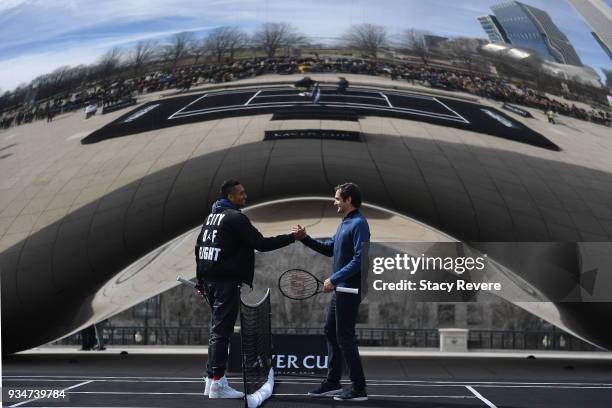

{"left": 491, "top": 1, "right": 583, "bottom": 66}
{"left": 477, "top": 15, "right": 510, "bottom": 44}
{"left": 604, "top": 69, "right": 612, "bottom": 88}
{"left": 568, "top": 0, "right": 612, "bottom": 60}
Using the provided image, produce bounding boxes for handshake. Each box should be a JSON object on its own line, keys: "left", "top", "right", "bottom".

{"left": 291, "top": 224, "right": 307, "bottom": 241}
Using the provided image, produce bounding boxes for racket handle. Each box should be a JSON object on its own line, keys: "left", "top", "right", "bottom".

{"left": 336, "top": 287, "right": 359, "bottom": 295}
{"left": 177, "top": 276, "right": 197, "bottom": 288}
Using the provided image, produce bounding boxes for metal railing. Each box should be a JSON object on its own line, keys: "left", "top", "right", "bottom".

{"left": 51, "top": 326, "right": 596, "bottom": 351}
{"left": 468, "top": 329, "right": 597, "bottom": 351}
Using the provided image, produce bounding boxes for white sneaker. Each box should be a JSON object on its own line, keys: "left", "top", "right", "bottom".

{"left": 204, "top": 377, "right": 212, "bottom": 396}
{"left": 209, "top": 376, "right": 244, "bottom": 399}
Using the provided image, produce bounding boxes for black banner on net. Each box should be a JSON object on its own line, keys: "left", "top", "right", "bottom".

{"left": 360, "top": 242, "right": 612, "bottom": 303}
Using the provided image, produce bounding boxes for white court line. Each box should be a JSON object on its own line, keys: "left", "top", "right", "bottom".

{"left": 472, "top": 385, "right": 612, "bottom": 389}
{"left": 67, "top": 391, "right": 476, "bottom": 399}
{"left": 466, "top": 386, "right": 498, "bottom": 408}
{"left": 254, "top": 93, "right": 386, "bottom": 101}
{"left": 273, "top": 393, "right": 475, "bottom": 398}
{"left": 171, "top": 103, "right": 300, "bottom": 119}
{"left": 244, "top": 90, "right": 262, "bottom": 106}
{"left": 208, "top": 87, "right": 289, "bottom": 96}
{"left": 174, "top": 96, "right": 396, "bottom": 117}
{"left": 8, "top": 378, "right": 611, "bottom": 389}
{"left": 168, "top": 94, "right": 208, "bottom": 119}
{"left": 173, "top": 101, "right": 463, "bottom": 122}
{"left": 380, "top": 92, "right": 393, "bottom": 107}
{"left": 324, "top": 103, "right": 466, "bottom": 122}
{"left": 433, "top": 97, "right": 470, "bottom": 124}
{"left": 6, "top": 375, "right": 612, "bottom": 387}
{"left": 368, "top": 90, "right": 436, "bottom": 100}
{"left": 9, "top": 380, "right": 93, "bottom": 407}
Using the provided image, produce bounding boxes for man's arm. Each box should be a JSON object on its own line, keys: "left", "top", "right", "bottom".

{"left": 234, "top": 214, "right": 294, "bottom": 252}
{"left": 329, "top": 221, "right": 369, "bottom": 286}
{"left": 301, "top": 235, "right": 334, "bottom": 257}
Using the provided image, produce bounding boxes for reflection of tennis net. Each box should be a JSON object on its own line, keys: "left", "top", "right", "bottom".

{"left": 240, "top": 288, "right": 274, "bottom": 408}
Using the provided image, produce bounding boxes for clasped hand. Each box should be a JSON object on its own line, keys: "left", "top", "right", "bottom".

{"left": 291, "top": 224, "right": 307, "bottom": 240}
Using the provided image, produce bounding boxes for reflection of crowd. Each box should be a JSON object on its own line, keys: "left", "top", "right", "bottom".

{"left": 383, "top": 64, "right": 611, "bottom": 127}
{"left": 2, "top": 56, "right": 610, "bottom": 130}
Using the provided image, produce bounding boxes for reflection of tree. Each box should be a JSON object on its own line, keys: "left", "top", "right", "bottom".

{"left": 204, "top": 26, "right": 248, "bottom": 63}
{"left": 252, "top": 23, "right": 306, "bottom": 58}
{"left": 403, "top": 29, "right": 430, "bottom": 65}
{"left": 97, "top": 47, "right": 123, "bottom": 78}
{"left": 342, "top": 24, "right": 387, "bottom": 59}
{"left": 445, "top": 37, "right": 479, "bottom": 73}
{"left": 129, "top": 40, "right": 157, "bottom": 75}
{"left": 491, "top": 301, "right": 546, "bottom": 331}
{"left": 379, "top": 299, "right": 430, "bottom": 328}
{"left": 168, "top": 32, "right": 195, "bottom": 70}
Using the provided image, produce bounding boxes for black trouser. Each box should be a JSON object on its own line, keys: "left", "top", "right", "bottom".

{"left": 324, "top": 291, "right": 366, "bottom": 391}
{"left": 204, "top": 280, "right": 241, "bottom": 377}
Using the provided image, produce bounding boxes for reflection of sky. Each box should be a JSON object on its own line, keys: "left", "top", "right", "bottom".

{"left": 0, "top": 0, "right": 610, "bottom": 91}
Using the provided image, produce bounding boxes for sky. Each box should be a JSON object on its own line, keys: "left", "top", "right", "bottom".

{"left": 0, "top": 0, "right": 611, "bottom": 92}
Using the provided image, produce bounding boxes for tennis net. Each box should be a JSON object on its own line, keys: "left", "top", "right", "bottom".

{"left": 240, "top": 288, "right": 274, "bottom": 408}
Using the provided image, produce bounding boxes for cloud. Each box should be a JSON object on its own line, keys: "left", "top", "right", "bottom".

{"left": 0, "top": 24, "right": 215, "bottom": 91}
{"left": 0, "top": 0, "right": 610, "bottom": 92}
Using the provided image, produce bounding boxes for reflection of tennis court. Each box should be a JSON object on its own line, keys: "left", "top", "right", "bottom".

{"left": 167, "top": 87, "right": 468, "bottom": 124}
{"left": 5, "top": 353, "right": 612, "bottom": 407}
{"left": 82, "top": 85, "right": 558, "bottom": 150}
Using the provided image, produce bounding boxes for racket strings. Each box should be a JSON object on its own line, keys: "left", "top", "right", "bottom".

{"left": 279, "top": 270, "right": 319, "bottom": 299}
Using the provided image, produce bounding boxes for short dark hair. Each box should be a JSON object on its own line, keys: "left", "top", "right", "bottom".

{"left": 220, "top": 179, "right": 241, "bottom": 199}
{"left": 335, "top": 182, "right": 362, "bottom": 208}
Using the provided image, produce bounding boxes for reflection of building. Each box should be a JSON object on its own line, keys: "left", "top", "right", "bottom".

{"left": 491, "top": 1, "right": 583, "bottom": 66}
{"left": 477, "top": 15, "right": 510, "bottom": 44}
{"left": 604, "top": 69, "right": 612, "bottom": 89}
{"left": 568, "top": 0, "right": 612, "bottom": 60}
{"left": 423, "top": 34, "right": 448, "bottom": 50}
{"left": 481, "top": 42, "right": 603, "bottom": 88}
{"left": 541, "top": 60, "right": 603, "bottom": 88}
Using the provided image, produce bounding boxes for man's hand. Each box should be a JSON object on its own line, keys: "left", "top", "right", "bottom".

{"left": 291, "top": 224, "right": 307, "bottom": 241}
{"left": 194, "top": 284, "right": 207, "bottom": 300}
{"left": 323, "top": 278, "right": 335, "bottom": 293}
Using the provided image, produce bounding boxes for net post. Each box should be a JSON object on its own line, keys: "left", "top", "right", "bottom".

{"left": 239, "top": 284, "right": 249, "bottom": 408}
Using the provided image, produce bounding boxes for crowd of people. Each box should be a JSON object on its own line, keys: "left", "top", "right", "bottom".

{"left": 1, "top": 56, "right": 610, "bottom": 130}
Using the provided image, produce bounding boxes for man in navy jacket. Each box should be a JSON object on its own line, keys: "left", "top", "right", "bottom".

{"left": 294, "top": 182, "right": 370, "bottom": 402}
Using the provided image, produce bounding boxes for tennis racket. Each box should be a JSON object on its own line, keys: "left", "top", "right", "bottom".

{"left": 177, "top": 276, "right": 196, "bottom": 287}
{"left": 278, "top": 268, "right": 358, "bottom": 300}
{"left": 176, "top": 276, "right": 210, "bottom": 305}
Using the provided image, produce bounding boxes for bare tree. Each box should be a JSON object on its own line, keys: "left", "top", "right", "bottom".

{"left": 130, "top": 40, "right": 157, "bottom": 75}
{"left": 252, "top": 22, "right": 305, "bottom": 58}
{"left": 403, "top": 29, "right": 431, "bottom": 65}
{"left": 342, "top": 23, "right": 387, "bottom": 58}
{"left": 491, "top": 302, "right": 545, "bottom": 331}
{"left": 204, "top": 26, "right": 248, "bottom": 63}
{"left": 226, "top": 27, "right": 248, "bottom": 61}
{"left": 168, "top": 31, "right": 195, "bottom": 69}
{"left": 190, "top": 38, "right": 206, "bottom": 65}
{"left": 98, "top": 47, "right": 123, "bottom": 77}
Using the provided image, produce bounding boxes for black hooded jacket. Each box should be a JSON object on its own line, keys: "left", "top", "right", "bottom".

{"left": 195, "top": 199, "right": 294, "bottom": 286}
